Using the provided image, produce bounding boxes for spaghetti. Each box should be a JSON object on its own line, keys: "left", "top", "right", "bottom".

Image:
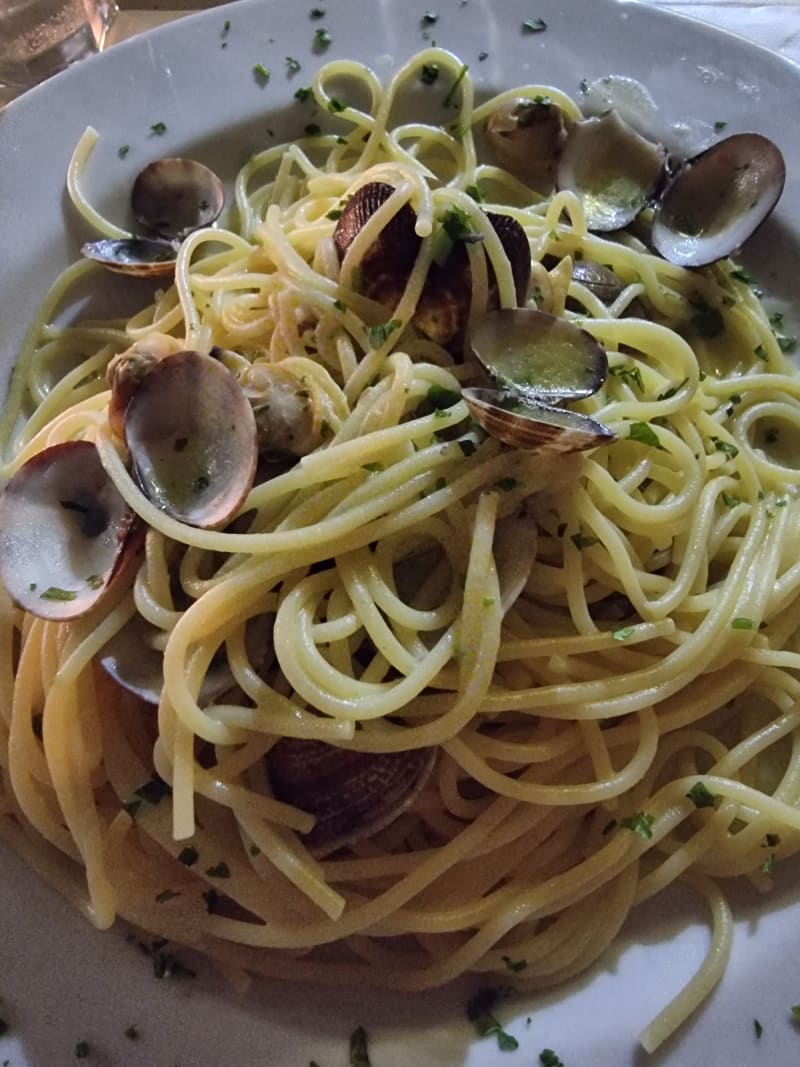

{"left": 1, "top": 48, "right": 799, "bottom": 1053}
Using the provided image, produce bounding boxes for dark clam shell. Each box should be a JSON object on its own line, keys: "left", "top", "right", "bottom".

{"left": 267, "top": 738, "right": 436, "bottom": 857}
{"left": 333, "top": 183, "right": 531, "bottom": 348}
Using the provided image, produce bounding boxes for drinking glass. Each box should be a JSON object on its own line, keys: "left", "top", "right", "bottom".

{"left": 0, "top": 0, "right": 118, "bottom": 90}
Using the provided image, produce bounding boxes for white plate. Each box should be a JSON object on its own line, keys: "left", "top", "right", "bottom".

{"left": 1, "top": 2, "right": 800, "bottom": 1064}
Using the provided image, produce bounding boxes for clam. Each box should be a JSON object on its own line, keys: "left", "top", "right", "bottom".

{"left": 123, "top": 350, "right": 258, "bottom": 528}
{"left": 557, "top": 110, "right": 666, "bottom": 232}
{"left": 107, "top": 333, "right": 181, "bottom": 440}
{"left": 100, "top": 611, "right": 272, "bottom": 705}
{"left": 462, "top": 387, "right": 614, "bottom": 453}
{"left": 651, "top": 133, "right": 786, "bottom": 267}
{"left": 469, "top": 308, "right": 609, "bottom": 404}
{"left": 266, "top": 738, "right": 436, "bottom": 857}
{"left": 239, "top": 362, "right": 325, "bottom": 459}
{"left": 486, "top": 96, "right": 571, "bottom": 179}
{"left": 82, "top": 158, "right": 224, "bottom": 277}
{"left": 333, "top": 181, "right": 531, "bottom": 347}
{"left": 463, "top": 307, "right": 614, "bottom": 454}
{"left": 0, "top": 441, "right": 141, "bottom": 620}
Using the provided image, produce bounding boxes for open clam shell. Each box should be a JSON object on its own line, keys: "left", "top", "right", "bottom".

{"left": 651, "top": 133, "right": 786, "bottom": 267}
{"left": 267, "top": 738, "right": 437, "bottom": 857}
{"left": 0, "top": 441, "right": 141, "bottom": 620}
{"left": 469, "top": 308, "right": 609, "bottom": 404}
{"left": 463, "top": 387, "right": 615, "bottom": 454}
{"left": 131, "top": 158, "right": 225, "bottom": 242}
{"left": 80, "top": 237, "right": 180, "bottom": 278}
{"left": 557, "top": 110, "right": 666, "bottom": 232}
{"left": 123, "top": 350, "right": 258, "bottom": 529}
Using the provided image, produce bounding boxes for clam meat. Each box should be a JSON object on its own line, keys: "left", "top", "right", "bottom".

{"left": 486, "top": 96, "right": 571, "bottom": 180}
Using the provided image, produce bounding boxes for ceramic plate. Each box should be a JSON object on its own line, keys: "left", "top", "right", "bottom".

{"left": 1, "top": 1, "right": 799, "bottom": 1064}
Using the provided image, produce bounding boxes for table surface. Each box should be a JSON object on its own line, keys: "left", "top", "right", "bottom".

{"left": 111, "top": 0, "right": 800, "bottom": 66}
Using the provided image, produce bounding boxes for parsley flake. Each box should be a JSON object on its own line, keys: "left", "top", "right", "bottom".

{"left": 620, "top": 811, "right": 654, "bottom": 840}
{"left": 522, "top": 17, "right": 547, "bottom": 32}
{"left": 714, "top": 120, "right": 728, "bottom": 131}
{"left": 328, "top": 97, "right": 347, "bottom": 113}
{"left": 628, "top": 421, "right": 660, "bottom": 447}
{"left": 731, "top": 617, "right": 756, "bottom": 630}
{"left": 349, "top": 1025, "right": 372, "bottom": 1066}
{"left": 612, "top": 626, "right": 635, "bottom": 641}
{"left": 721, "top": 491, "right": 741, "bottom": 509}
{"left": 253, "top": 63, "right": 270, "bottom": 84}
{"left": 286, "top": 56, "right": 301, "bottom": 74}
{"left": 294, "top": 85, "right": 313, "bottom": 101}
{"left": 75, "top": 1041, "right": 90, "bottom": 1059}
{"left": 686, "top": 781, "right": 718, "bottom": 809}
{"left": 118, "top": 144, "right": 130, "bottom": 159}
{"left": 427, "top": 385, "right": 461, "bottom": 409}
{"left": 571, "top": 530, "right": 598, "bottom": 549}
{"left": 421, "top": 11, "right": 439, "bottom": 25}
{"left": 149, "top": 121, "right": 167, "bottom": 135}
{"left": 367, "top": 319, "right": 401, "bottom": 347}
{"left": 540, "top": 1051, "right": 565, "bottom": 1067}
{"left": 467, "top": 988, "right": 519, "bottom": 1052}
{"left": 754, "top": 1018, "right": 763, "bottom": 1039}
{"left": 178, "top": 846, "right": 199, "bottom": 866}
{"left": 313, "top": 27, "right": 332, "bottom": 51}
{"left": 712, "top": 438, "right": 739, "bottom": 459}
{"left": 502, "top": 955, "right": 528, "bottom": 973}
{"left": 206, "top": 861, "right": 231, "bottom": 878}
{"left": 40, "top": 586, "right": 78, "bottom": 602}
{"left": 124, "top": 1026, "right": 140, "bottom": 1042}
{"left": 791, "top": 1005, "right": 800, "bottom": 1025}
{"left": 443, "top": 62, "right": 468, "bottom": 106}
{"left": 155, "top": 888, "right": 180, "bottom": 904}
{"left": 421, "top": 62, "right": 440, "bottom": 84}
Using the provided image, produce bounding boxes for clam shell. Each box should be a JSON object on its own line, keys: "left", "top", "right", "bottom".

{"left": 267, "top": 739, "right": 436, "bottom": 857}
{"left": 0, "top": 441, "right": 141, "bottom": 620}
{"left": 651, "top": 133, "right": 786, "bottom": 267}
{"left": 80, "top": 237, "right": 178, "bottom": 277}
{"left": 463, "top": 387, "right": 615, "bottom": 453}
{"left": 132, "top": 157, "right": 225, "bottom": 241}
{"left": 469, "top": 308, "right": 608, "bottom": 404}
{"left": 557, "top": 111, "right": 666, "bottom": 232}
{"left": 123, "top": 350, "right": 258, "bottom": 529}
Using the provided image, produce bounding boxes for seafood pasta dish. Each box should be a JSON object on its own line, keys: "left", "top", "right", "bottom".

{"left": 1, "top": 48, "right": 798, "bottom": 1053}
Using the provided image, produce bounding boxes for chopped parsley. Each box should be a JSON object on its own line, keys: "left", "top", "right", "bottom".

{"left": 571, "top": 530, "right": 598, "bottom": 550}
{"left": 540, "top": 1052, "right": 565, "bottom": 1067}
{"left": 791, "top": 1005, "right": 800, "bottom": 1025}
{"left": 754, "top": 343, "right": 768, "bottom": 361}
{"left": 149, "top": 121, "right": 167, "bottom": 135}
{"left": 124, "top": 1026, "right": 140, "bottom": 1042}
{"left": 712, "top": 437, "right": 739, "bottom": 459}
{"left": 421, "top": 11, "right": 439, "bottom": 25}
{"left": 502, "top": 955, "right": 528, "bottom": 973}
{"left": 134, "top": 775, "right": 172, "bottom": 806}
{"left": 286, "top": 56, "right": 301, "bottom": 74}
{"left": 253, "top": 63, "right": 271, "bottom": 84}
{"left": 612, "top": 626, "right": 635, "bottom": 641}
{"left": 495, "top": 477, "right": 519, "bottom": 493}
{"left": 75, "top": 1041, "right": 90, "bottom": 1059}
{"left": 349, "top": 1025, "right": 372, "bottom": 1066}
{"left": 333, "top": 298, "right": 346, "bottom": 311}
{"left": 657, "top": 378, "right": 688, "bottom": 401}
{"left": 443, "top": 62, "right": 468, "bottom": 106}
{"left": 465, "top": 180, "right": 486, "bottom": 202}
{"left": 206, "top": 861, "right": 231, "bottom": 878}
{"left": 458, "top": 438, "right": 478, "bottom": 457}
{"left": 328, "top": 97, "right": 347, "bottom": 113}
{"left": 40, "top": 586, "right": 78, "bottom": 602}
{"left": 690, "top": 297, "right": 724, "bottom": 338}
{"left": 310, "top": 6, "right": 325, "bottom": 16}
{"left": 421, "top": 62, "right": 440, "bottom": 84}
{"left": 304, "top": 123, "right": 322, "bottom": 135}
{"left": 326, "top": 208, "right": 343, "bottom": 220}
{"left": 522, "top": 17, "right": 547, "bottom": 32}
{"left": 731, "top": 617, "right": 757, "bottom": 630}
{"left": 609, "top": 363, "right": 644, "bottom": 392}
{"left": 466, "top": 988, "right": 519, "bottom": 1052}
{"left": 294, "top": 85, "right": 313, "bottom": 102}
{"left": 362, "top": 462, "right": 385, "bottom": 473}
{"left": 427, "top": 385, "right": 461, "bottom": 409}
{"left": 155, "top": 888, "right": 181, "bottom": 904}
{"left": 628, "top": 421, "right": 660, "bottom": 447}
{"left": 620, "top": 811, "right": 655, "bottom": 840}
{"left": 178, "top": 846, "right": 199, "bottom": 866}
{"left": 764, "top": 833, "right": 781, "bottom": 848}
{"left": 714, "top": 119, "right": 728, "bottom": 131}
{"left": 754, "top": 1018, "right": 763, "bottom": 1039}
{"left": 367, "top": 319, "right": 401, "bottom": 347}
{"left": 686, "top": 781, "right": 718, "bottom": 809}
{"left": 762, "top": 853, "right": 776, "bottom": 876}
{"left": 313, "top": 27, "right": 332, "bottom": 51}
{"left": 730, "top": 267, "right": 755, "bottom": 285}
{"left": 118, "top": 144, "right": 130, "bottom": 159}
{"left": 442, "top": 206, "right": 481, "bottom": 243}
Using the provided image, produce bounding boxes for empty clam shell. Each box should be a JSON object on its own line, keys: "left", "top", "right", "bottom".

{"left": 463, "top": 387, "right": 615, "bottom": 453}
{"left": 487, "top": 96, "right": 570, "bottom": 179}
{"left": 132, "top": 158, "right": 225, "bottom": 242}
{"left": 0, "top": 441, "right": 140, "bottom": 620}
{"left": 557, "top": 110, "right": 666, "bottom": 231}
{"left": 80, "top": 237, "right": 180, "bottom": 278}
{"left": 266, "top": 739, "right": 436, "bottom": 857}
{"left": 651, "top": 133, "right": 786, "bottom": 267}
{"left": 469, "top": 308, "right": 609, "bottom": 404}
{"left": 123, "top": 350, "right": 258, "bottom": 529}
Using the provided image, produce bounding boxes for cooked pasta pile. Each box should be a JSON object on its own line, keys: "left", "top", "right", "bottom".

{"left": 2, "top": 48, "right": 800, "bottom": 1052}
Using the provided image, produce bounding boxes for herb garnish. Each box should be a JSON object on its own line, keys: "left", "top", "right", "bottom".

{"left": 540, "top": 1051, "right": 565, "bottom": 1067}
{"left": 686, "top": 781, "right": 718, "bottom": 809}
{"left": 628, "top": 421, "right": 660, "bottom": 447}
{"left": 620, "top": 811, "right": 655, "bottom": 840}
{"left": 310, "top": 6, "right": 325, "bottom": 16}
{"left": 754, "top": 1018, "right": 763, "bottom": 1039}
{"left": 610, "top": 363, "right": 644, "bottom": 392}
{"left": 502, "top": 955, "right": 528, "bottom": 973}
{"left": 721, "top": 492, "right": 741, "bottom": 509}
{"left": 206, "top": 861, "right": 231, "bottom": 878}
{"left": 149, "top": 121, "right": 167, "bottom": 135}
{"left": 118, "top": 144, "right": 130, "bottom": 159}
{"left": 349, "top": 1025, "right": 372, "bottom": 1066}
{"left": 421, "top": 11, "right": 439, "bottom": 25}
{"left": 522, "top": 17, "right": 547, "bottom": 32}
{"left": 612, "top": 626, "right": 635, "bottom": 641}
{"left": 443, "top": 62, "right": 468, "bottom": 106}
{"left": 134, "top": 775, "right": 172, "bottom": 806}
{"left": 253, "top": 63, "right": 270, "bottom": 84}
{"left": 286, "top": 56, "right": 301, "bottom": 74}
{"left": 571, "top": 530, "right": 598, "bottom": 549}
{"left": 75, "top": 1041, "right": 90, "bottom": 1059}
{"left": 313, "top": 27, "right": 332, "bottom": 51}
{"left": 328, "top": 97, "right": 347, "bottom": 113}
{"left": 40, "top": 586, "right": 78, "bottom": 602}
{"left": 714, "top": 119, "right": 728, "bottom": 131}
{"left": 428, "top": 385, "right": 461, "bottom": 409}
{"left": 712, "top": 437, "right": 739, "bottom": 459}
{"left": 367, "top": 319, "right": 401, "bottom": 347}
{"left": 155, "top": 888, "right": 181, "bottom": 904}
{"left": 421, "top": 63, "right": 440, "bottom": 84}
{"left": 731, "top": 617, "right": 757, "bottom": 630}
{"left": 178, "top": 846, "right": 199, "bottom": 866}
{"left": 304, "top": 123, "right": 322, "bottom": 135}
{"left": 124, "top": 1026, "right": 140, "bottom": 1041}
{"left": 467, "top": 988, "right": 519, "bottom": 1051}
{"left": 294, "top": 85, "right": 313, "bottom": 101}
